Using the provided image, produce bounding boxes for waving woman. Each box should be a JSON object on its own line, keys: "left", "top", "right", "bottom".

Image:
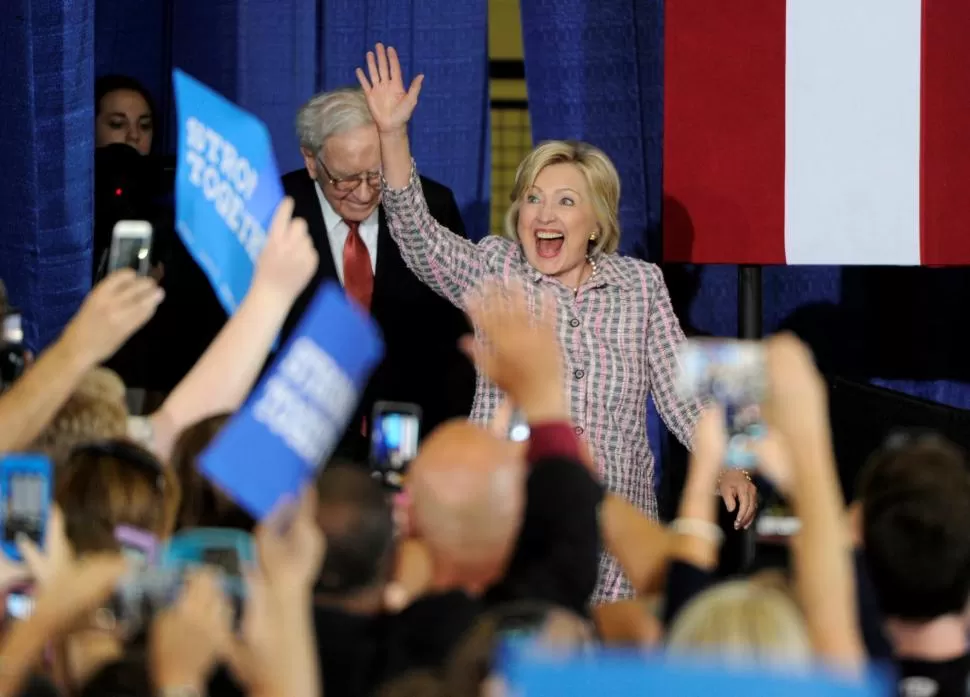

{"left": 356, "top": 44, "right": 757, "bottom": 601}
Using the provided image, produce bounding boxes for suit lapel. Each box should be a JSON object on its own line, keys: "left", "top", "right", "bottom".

{"left": 293, "top": 172, "right": 338, "bottom": 282}
{"left": 371, "top": 205, "right": 398, "bottom": 316}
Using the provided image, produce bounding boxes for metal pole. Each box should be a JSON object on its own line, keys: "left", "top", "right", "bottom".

{"left": 737, "top": 264, "right": 763, "bottom": 569}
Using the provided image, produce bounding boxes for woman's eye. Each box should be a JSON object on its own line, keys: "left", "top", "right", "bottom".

{"left": 526, "top": 194, "right": 540, "bottom": 204}
{"left": 109, "top": 120, "right": 126, "bottom": 130}
{"left": 560, "top": 197, "right": 575, "bottom": 206}
{"left": 140, "top": 120, "right": 153, "bottom": 132}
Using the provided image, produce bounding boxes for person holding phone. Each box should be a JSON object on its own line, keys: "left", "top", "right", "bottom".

{"left": 355, "top": 44, "right": 758, "bottom": 601}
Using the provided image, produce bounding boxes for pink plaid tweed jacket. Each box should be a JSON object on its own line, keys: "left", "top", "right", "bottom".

{"left": 384, "top": 165, "right": 702, "bottom": 601}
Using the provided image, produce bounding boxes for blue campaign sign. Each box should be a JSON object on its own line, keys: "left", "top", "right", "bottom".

{"left": 500, "top": 645, "right": 890, "bottom": 697}
{"left": 199, "top": 282, "right": 384, "bottom": 518}
{"left": 172, "top": 69, "right": 284, "bottom": 314}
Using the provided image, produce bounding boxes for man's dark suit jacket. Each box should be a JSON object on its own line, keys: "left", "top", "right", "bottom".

{"left": 280, "top": 169, "right": 476, "bottom": 462}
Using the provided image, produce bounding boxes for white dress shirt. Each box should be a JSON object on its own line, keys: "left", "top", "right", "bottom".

{"left": 314, "top": 182, "right": 379, "bottom": 284}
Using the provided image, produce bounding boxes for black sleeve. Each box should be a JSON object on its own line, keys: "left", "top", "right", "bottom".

{"left": 381, "top": 591, "right": 482, "bottom": 681}
{"left": 486, "top": 456, "right": 604, "bottom": 615}
{"left": 421, "top": 179, "right": 475, "bottom": 422}
{"left": 662, "top": 560, "right": 715, "bottom": 628}
{"left": 429, "top": 184, "right": 467, "bottom": 239}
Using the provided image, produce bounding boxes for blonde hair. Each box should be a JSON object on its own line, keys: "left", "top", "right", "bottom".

{"left": 31, "top": 368, "right": 129, "bottom": 464}
{"left": 503, "top": 140, "right": 621, "bottom": 256}
{"left": 666, "top": 579, "right": 813, "bottom": 669}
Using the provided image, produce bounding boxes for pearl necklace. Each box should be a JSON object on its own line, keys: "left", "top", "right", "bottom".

{"left": 574, "top": 255, "right": 597, "bottom": 295}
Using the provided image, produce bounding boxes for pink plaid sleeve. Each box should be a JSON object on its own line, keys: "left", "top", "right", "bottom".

{"left": 645, "top": 264, "right": 702, "bottom": 448}
{"left": 381, "top": 162, "right": 485, "bottom": 309}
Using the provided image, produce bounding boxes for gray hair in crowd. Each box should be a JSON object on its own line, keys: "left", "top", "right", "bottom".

{"left": 296, "top": 87, "right": 374, "bottom": 154}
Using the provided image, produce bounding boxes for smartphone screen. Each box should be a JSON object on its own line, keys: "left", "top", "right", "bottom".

{"left": 201, "top": 547, "right": 242, "bottom": 577}
{"left": 372, "top": 411, "right": 420, "bottom": 469}
{"left": 678, "top": 339, "right": 767, "bottom": 468}
{"left": 4, "top": 473, "right": 45, "bottom": 544}
{"left": 108, "top": 222, "right": 152, "bottom": 275}
{"left": 6, "top": 590, "right": 34, "bottom": 620}
{"left": 370, "top": 403, "right": 421, "bottom": 490}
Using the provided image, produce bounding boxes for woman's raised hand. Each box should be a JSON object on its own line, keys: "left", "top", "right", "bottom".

{"left": 355, "top": 43, "right": 424, "bottom": 134}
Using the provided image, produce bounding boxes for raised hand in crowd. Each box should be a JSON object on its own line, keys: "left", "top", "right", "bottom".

{"left": 759, "top": 334, "right": 864, "bottom": 671}
{"left": 0, "top": 270, "right": 162, "bottom": 453}
{"left": 227, "top": 488, "right": 324, "bottom": 697}
{"left": 147, "top": 196, "right": 317, "bottom": 460}
{"left": 149, "top": 570, "right": 235, "bottom": 694}
{"left": 356, "top": 42, "right": 423, "bottom": 137}
{"left": 355, "top": 43, "right": 421, "bottom": 189}
{"left": 0, "top": 506, "right": 127, "bottom": 697}
{"left": 462, "top": 282, "right": 568, "bottom": 425}
{"left": 17, "top": 506, "right": 127, "bottom": 632}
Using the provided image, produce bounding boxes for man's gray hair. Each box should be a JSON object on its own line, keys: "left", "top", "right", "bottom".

{"left": 295, "top": 87, "right": 374, "bottom": 155}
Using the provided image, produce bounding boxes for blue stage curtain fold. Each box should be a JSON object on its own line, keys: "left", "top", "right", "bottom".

{"left": 169, "top": 0, "right": 318, "bottom": 173}
{"left": 0, "top": 0, "right": 95, "bottom": 351}
{"left": 94, "top": 0, "right": 170, "bottom": 144}
{"left": 320, "top": 0, "right": 491, "bottom": 240}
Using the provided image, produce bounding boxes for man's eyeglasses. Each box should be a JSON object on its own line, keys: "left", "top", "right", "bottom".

{"left": 316, "top": 156, "right": 382, "bottom": 194}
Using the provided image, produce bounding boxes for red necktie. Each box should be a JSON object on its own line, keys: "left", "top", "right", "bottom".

{"left": 342, "top": 219, "right": 373, "bottom": 311}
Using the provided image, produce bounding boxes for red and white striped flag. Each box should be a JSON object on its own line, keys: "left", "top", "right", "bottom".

{"left": 663, "top": 1, "right": 970, "bottom": 266}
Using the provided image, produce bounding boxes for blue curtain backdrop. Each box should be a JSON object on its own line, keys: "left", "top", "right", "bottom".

{"left": 521, "top": 0, "right": 970, "bottom": 475}
{"left": 0, "top": 0, "right": 95, "bottom": 351}
{"left": 319, "top": 0, "right": 491, "bottom": 240}
{"left": 96, "top": 0, "right": 490, "bottom": 240}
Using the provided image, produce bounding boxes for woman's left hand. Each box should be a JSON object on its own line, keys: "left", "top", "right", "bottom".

{"left": 718, "top": 470, "right": 758, "bottom": 530}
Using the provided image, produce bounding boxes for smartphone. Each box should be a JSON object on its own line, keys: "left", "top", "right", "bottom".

{"left": 159, "top": 528, "right": 254, "bottom": 596}
{"left": 370, "top": 402, "right": 422, "bottom": 490}
{"left": 0, "top": 454, "right": 51, "bottom": 562}
{"left": 0, "top": 312, "right": 27, "bottom": 390}
{"left": 110, "top": 567, "right": 180, "bottom": 637}
{"left": 678, "top": 339, "right": 768, "bottom": 468}
{"left": 115, "top": 526, "right": 157, "bottom": 567}
{"left": 108, "top": 220, "right": 153, "bottom": 276}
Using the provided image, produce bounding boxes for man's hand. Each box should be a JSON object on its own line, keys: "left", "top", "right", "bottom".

{"left": 250, "top": 197, "right": 318, "bottom": 308}
{"left": 59, "top": 269, "right": 164, "bottom": 366}
{"left": 255, "top": 487, "right": 326, "bottom": 597}
{"left": 150, "top": 570, "right": 234, "bottom": 692}
{"left": 462, "top": 281, "right": 567, "bottom": 423}
{"left": 18, "top": 507, "right": 127, "bottom": 633}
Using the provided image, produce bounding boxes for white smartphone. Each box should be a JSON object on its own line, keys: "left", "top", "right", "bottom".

{"left": 108, "top": 220, "right": 153, "bottom": 276}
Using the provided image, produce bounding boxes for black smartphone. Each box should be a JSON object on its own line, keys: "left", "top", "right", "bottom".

{"left": 370, "top": 401, "right": 422, "bottom": 490}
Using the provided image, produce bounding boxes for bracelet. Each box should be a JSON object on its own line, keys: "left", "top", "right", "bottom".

{"left": 715, "top": 468, "right": 752, "bottom": 494}
{"left": 670, "top": 517, "right": 725, "bottom": 546}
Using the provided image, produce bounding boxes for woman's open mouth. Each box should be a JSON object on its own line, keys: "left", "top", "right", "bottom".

{"left": 535, "top": 230, "right": 564, "bottom": 258}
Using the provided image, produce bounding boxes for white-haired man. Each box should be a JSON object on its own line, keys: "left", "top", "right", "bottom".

{"left": 281, "top": 87, "right": 474, "bottom": 462}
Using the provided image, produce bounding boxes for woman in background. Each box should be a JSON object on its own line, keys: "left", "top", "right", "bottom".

{"left": 95, "top": 75, "right": 155, "bottom": 156}
{"left": 355, "top": 44, "right": 758, "bottom": 601}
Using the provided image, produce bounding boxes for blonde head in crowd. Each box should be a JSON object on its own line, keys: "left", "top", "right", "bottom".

{"left": 503, "top": 140, "right": 622, "bottom": 257}
{"left": 30, "top": 367, "right": 129, "bottom": 464}
{"left": 666, "top": 579, "right": 813, "bottom": 668}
